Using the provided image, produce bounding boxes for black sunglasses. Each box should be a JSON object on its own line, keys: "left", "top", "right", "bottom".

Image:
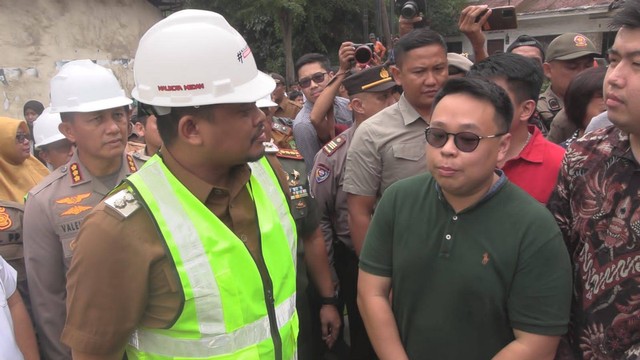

{"left": 298, "top": 72, "right": 327, "bottom": 88}
{"left": 425, "top": 127, "right": 506, "bottom": 153}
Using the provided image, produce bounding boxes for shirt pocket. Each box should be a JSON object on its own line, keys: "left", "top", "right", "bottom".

{"left": 392, "top": 142, "right": 425, "bottom": 162}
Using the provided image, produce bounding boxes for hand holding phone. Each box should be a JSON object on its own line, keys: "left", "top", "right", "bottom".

{"left": 476, "top": 6, "right": 518, "bottom": 31}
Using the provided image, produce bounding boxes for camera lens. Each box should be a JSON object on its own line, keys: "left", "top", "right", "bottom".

{"left": 354, "top": 45, "right": 372, "bottom": 64}
{"left": 401, "top": 1, "right": 419, "bottom": 18}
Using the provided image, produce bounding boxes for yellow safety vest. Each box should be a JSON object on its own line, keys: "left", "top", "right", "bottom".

{"left": 124, "top": 155, "right": 298, "bottom": 359}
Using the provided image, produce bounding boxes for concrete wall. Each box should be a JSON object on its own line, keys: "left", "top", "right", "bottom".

{"left": 0, "top": 0, "right": 162, "bottom": 118}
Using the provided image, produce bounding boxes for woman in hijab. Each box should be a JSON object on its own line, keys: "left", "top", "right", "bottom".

{"left": 0, "top": 117, "right": 49, "bottom": 203}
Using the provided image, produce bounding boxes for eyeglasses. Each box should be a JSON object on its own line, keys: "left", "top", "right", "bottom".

{"left": 424, "top": 127, "right": 506, "bottom": 153}
{"left": 15, "top": 133, "right": 30, "bottom": 143}
{"left": 298, "top": 72, "right": 327, "bottom": 88}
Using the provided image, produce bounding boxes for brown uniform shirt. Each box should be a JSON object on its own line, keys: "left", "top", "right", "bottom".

{"left": 23, "top": 149, "right": 142, "bottom": 360}
{"left": 536, "top": 86, "right": 563, "bottom": 130}
{"left": 546, "top": 108, "right": 578, "bottom": 145}
{"left": 62, "top": 150, "right": 299, "bottom": 354}
{"left": 274, "top": 98, "right": 302, "bottom": 120}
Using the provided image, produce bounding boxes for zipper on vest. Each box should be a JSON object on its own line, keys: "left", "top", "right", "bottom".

{"left": 256, "top": 251, "right": 283, "bottom": 360}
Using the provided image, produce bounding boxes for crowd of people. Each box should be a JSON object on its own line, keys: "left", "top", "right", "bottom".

{"left": 0, "top": 1, "right": 639, "bottom": 359}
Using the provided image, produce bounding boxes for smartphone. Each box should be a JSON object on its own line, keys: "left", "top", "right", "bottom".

{"left": 476, "top": 6, "right": 518, "bottom": 31}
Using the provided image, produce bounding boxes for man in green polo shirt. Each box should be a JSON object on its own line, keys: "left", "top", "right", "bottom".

{"left": 358, "top": 77, "right": 572, "bottom": 359}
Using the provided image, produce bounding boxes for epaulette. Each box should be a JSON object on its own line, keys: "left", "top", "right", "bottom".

{"left": 322, "top": 134, "right": 347, "bottom": 156}
{"left": 104, "top": 189, "right": 141, "bottom": 220}
{"left": 276, "top": 148, "right": 303, "bottom": 160}
{"left": 264, "top": 141, "right": 279, "bottom": 154}
{"left": 272, "top": 122, "right": 292, "bottom": 136}
{"left": 28, "top": 164, "right": 70, "bottom": 196}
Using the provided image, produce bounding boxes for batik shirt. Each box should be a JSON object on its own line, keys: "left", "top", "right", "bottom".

{"left": 547, "top": 125, "right": 640, "bottom": 360}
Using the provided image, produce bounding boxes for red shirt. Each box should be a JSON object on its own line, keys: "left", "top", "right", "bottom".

{"left": 502, "top": 126, "right": 565, "bottom": 204}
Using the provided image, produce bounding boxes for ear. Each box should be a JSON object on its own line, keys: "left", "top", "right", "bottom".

{"left": 520, "top": 99, "right": 536, "bottom": 123}
{"left": 390, "top": 65, "right": 402, "bottom": 86}
{"left": 177, "top": 114, "right": 205, "bottom": 146}
{"left": 349, "top": 97, "right": 365, "bottom": 115}
{"left": 496, "top": 132, "right": 512, "bottom": 164}
{"left": 134, "top": 122, "right": 145, "bottom": 137}
{"left": 58, "top": 121, "right": 76, "bottom": 143}
{"left": 543, "top": 62, "right": 552, "bottom": 79}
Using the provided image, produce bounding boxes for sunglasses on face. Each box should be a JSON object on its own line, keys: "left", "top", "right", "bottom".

{"left": 424, "top": 127, "right": 506, "bottom": 153}
{"left": 298, "top": 72, "right": 327, "bottom": 88}
{"left": 15, "top": 133, "right": 30, "bottom": 143}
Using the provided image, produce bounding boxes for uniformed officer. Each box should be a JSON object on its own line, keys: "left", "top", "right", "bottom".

{"left": 259, "top": 95, "right": 342, "bottom": 359}
{"left": 538, "top": 32, "right": 599, "bottom": 138}
{"left": 127, "top": 105, "right": 163, "bottom": 162}
{"left": 62, "top": 11, "right": 337, "bottom": 360}
{"left": 23, "top": 59, "right": 139, "bottom": 360}
{"left": 310, "top": 65, "right": 397, "bottom": 359}
{"left": 0, "top": 200, "right": 28, "bottom": 304}
{"left": 270, "top": 72, "right": 302, "bottom": 119}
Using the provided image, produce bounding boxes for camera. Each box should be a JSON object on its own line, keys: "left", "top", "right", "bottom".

{"left": 353, "top": 43, "right": 374, "bottom": 64}
{"left": 395, "top": 0, "right": 427, "bottom": 20}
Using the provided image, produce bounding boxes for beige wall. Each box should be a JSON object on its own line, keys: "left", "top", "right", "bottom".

{"left": 0, "top": 0, "right": 162, "bottom": 118}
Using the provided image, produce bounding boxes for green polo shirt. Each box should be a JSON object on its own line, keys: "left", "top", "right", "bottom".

{"left": 360, "top": 172, "right": 571, "bottom": 359}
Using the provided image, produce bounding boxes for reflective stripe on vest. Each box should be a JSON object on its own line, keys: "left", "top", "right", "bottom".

{"left": 125, "top": 155, "right": 297, "bottom": 359}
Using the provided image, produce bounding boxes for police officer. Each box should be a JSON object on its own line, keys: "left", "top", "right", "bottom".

{"left": 33, "top": 107, "right": 74, "bottom": 171}
{"left": 127, "top": 105, "right": 163, "bottom": 163}
{"left": 538, "top": 32, "right": 599, "bottom": 142}
{"left": 62, "top": 10, "right": 337, "bottom": 360}
{"left": 0, "top": 200, "right": 28, "bottom": 304}
{"left": 310, "top": 65, "right": 397, "bottom": 359}
{"left": 23, "top": 59, "right": 140, "bottom": 360}
{"left": 259, "top": 95, "right": 342, "bottom": 359}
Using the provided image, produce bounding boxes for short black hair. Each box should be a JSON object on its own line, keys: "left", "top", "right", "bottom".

{"left": 506, "top": 35, "right": 545, "bottom": 62}
{"left": 288, "top": 90, "right": 303, "bottom": 101}
{"left": 23, "top": 100, "right": 44, "bottom": 116}
{"left": 611, "top": 0, "right": 640, "bottom": 29}
{"left": 295, "top": 53, "right": 331, "bottom": 78}
{"left": 393, "top": 28, "right": 447, "bottom": 67}
{"left": 564, "top": 66, "right": 606, "bottom": 130}
{"left": 468, "top": 52, "right": 544, "bottom": 104}
{"left": 432, "top": 77, "right": 513, "bottom": 133}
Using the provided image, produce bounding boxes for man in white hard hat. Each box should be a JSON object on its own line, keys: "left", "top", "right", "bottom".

{"left": 23, "top": 59, "right": 142, "bottom": 360}
{"left": 63, "top": 10, "right": 305, "bottom": 359}
{"left": 33, "top": 107, "right": 74, "bottom": 170}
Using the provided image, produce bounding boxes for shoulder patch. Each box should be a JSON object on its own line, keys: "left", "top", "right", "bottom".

{"left": 277, "top": 148, "right": 303, "bottom": 160}
{"left": 315, "top": 164, "right": 331, "bottom": 184}
{"left": 322, "top": 134, "right": 347, "bottom": 156}
{"left": 104, "top": 189, "right": 141, "bottom": 220}
{"left": 547, "top": 97, "right": 561, "bottom": 112}
{"left": 0, "top": 207, "right": 13, "bottom": 230}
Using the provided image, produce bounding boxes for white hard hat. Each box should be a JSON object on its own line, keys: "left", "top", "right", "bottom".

{"left": 50, "top": 59, "right": 132, "bottom": 113}
{"left": 256, "top": 95, "right": 277, "bottom": 108}
{"left": 33, "top": 107, "right": 66, "bottom": 149}
{"left": 132, "top": 10, "right": 275, "bottom": 109}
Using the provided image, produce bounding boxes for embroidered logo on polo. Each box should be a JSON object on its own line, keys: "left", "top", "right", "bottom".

{"left": 0, "top": 207, "right": 13, "bottom": 230}
{"left": 482, "top": 252, "right": 490, "bottom": 265}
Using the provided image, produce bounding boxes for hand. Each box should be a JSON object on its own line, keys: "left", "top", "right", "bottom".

{"left": 338, "top": 42, "right": 355, "bottom": 73}
{"left": 458, "top": 5, "right": 490, "bottom": 39}
{"left": 320, "top": 304, "right": 342, "bottom": 349}
{"left": 399, "top": 15, "right": 423, "bottom": 37}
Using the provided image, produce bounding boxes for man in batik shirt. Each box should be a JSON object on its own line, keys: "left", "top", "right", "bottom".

{"left": 547, "top": 1, "right": 640, "bottom": 358}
